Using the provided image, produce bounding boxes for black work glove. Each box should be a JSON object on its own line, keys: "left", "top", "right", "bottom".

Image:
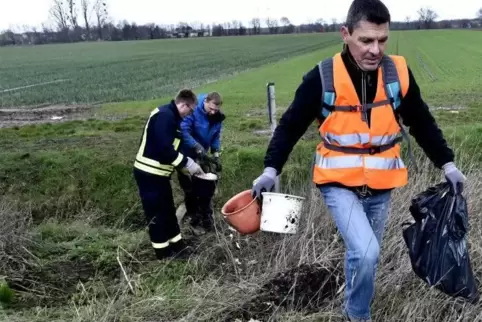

{"left": 193, "top": 143, "right": 206, "bottom": 158}
{"left": 197, "top": 154, "right": 211, "bottom": 173}
{"left": 213, "top": 156, "right": 222, "bottom": 173}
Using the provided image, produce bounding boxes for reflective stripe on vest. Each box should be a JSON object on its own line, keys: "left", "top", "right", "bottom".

{"left": 314, "top": 154, "right": 406, "bottom": 170}
{"left": 313, "top": 53, "right": 410, "bottom": 190}
{"left": 323, "top": 132, "right": 403, "bottom": 147}
{"left": 134, "top": 108, "right": 184, "bottom": 176}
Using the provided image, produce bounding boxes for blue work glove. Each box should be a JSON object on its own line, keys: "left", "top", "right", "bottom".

{"left": 443, "top": 162, "right": 466, "bottom": 194}
{"left": 251, "top": 167, "right": 277, "bottom": 198}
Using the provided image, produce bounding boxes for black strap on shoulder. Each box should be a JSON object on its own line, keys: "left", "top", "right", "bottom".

{"left": 318, "top": 57, "right": 335, "bottom": 119}
{"left": 381, "top": 55, "right": 419, "bottom": 174}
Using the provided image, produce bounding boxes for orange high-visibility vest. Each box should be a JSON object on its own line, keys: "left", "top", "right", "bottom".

{"left": 312, "top": 52, "right": 411, "bottom": 189}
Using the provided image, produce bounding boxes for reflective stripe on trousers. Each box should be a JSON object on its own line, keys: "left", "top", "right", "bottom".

{"left": 151, "top": 233, "right": 182, "bottom": 249}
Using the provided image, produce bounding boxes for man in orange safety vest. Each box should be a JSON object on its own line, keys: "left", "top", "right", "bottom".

{"left": 251, "top": 0, "right": 466, "bottom": 321}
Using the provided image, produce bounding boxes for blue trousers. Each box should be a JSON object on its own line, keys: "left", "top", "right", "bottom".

{"left": 319, "top": 185, "right": 392, "bottom": 321}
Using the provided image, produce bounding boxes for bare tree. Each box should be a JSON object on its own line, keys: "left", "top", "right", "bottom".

{"left": 49, "top": 0, "right": 69, "bottom": 31}
{"left": 405, "top": 16, "right": 411, "bottom": 29}
{"left": 418, "top": 7, "right": 438, "bottom": 29}
{"left": 265, "top": 17, "right": 279, "bottom": 34}
{"left": 280, "top": 17, "right": 290, "bottom": 27}
{"left": 250, "top": 17, "right": 261, "bottom": 34}
{"left": 94, "top": 0, "right": 108, "bottom": 39}
{"left": 67, "top": 0, "right": 78, "bottom": 28}
{"left": 477, "top": 8, "right": 482, "bottom": 22}
{"left": 81, "top": 0, "right": 91, "bottom": 37}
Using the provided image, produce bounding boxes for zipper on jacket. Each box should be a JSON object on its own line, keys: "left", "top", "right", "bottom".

{"left": 361, "top": 72, "right": 368, "bottom": 125}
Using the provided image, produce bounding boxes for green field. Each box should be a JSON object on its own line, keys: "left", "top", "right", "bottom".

{"left": 0, "top": 33, "right": 340, "bottom": 107}
{"left": 1, "top": 30, "right": 482, "bottom": 322}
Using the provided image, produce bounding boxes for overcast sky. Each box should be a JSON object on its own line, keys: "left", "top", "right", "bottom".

{"left": 1, "top": 0, "right": 481, "bottom": 32}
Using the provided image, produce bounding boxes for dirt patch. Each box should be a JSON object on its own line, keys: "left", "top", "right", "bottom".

{"left": 0, "top": 104, "right": 96, "bottom": 128}
{"left": 228, "top": 263, "right": 344, "bottom": 321}
{"left": 6, "top": 258, "right": 96, "bottom": 308}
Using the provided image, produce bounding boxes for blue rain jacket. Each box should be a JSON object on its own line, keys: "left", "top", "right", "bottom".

{"left": 180, "top": 93, "right": 225, "bottom": 158}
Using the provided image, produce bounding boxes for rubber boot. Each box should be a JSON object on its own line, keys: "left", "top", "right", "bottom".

{"left": 154, "top": 248, "right": 171, "bottom": 260}
{"left": 168, "top": 239, "right": 194, "bottom": 259}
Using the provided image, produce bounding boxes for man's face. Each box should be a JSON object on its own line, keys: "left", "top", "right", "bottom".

{"left": 204, "top": 99, "right": 221, "bottom": 115}
{"left": 178, "top": 102, "right": 195, "bottom": 117}
{"left": 341, "top": 19, "right": 389, "bottom": 71}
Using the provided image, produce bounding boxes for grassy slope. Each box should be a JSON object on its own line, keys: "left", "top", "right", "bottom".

{"left": 1, "top": 30, "right": 482, "bottom": 321}
{"left": 0, "top": 33, "right": 339, "bottom": 108}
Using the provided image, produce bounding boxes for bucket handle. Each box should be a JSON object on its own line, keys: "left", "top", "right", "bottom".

{"left": 222, "top": 194, "right": 259, "bottom": 217}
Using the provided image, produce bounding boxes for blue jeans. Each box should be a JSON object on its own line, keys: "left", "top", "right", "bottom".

{"left": 319, "top": 185, "right": 392, "bottom": 320}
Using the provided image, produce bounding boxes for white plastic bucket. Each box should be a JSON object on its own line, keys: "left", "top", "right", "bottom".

{"left": 260, "top": 192, "right": 305, "bottom": 234}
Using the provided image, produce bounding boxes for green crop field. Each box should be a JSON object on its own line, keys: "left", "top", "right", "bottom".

{"left": 0, "top": 30, "right": 482, "bottom": 322}
{"left": 0, "top": 33, "right": 340, "bottom": 108}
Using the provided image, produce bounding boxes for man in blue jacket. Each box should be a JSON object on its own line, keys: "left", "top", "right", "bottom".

{"left": 178, "top": 92, "right": 225, "bottom": 232}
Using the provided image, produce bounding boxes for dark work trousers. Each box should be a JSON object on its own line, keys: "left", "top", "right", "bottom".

{"left": 133, "top": 168, "right": 182, "bottom": 259}
{"left": 177, "top": 172, "right": 215, "bottom": 227}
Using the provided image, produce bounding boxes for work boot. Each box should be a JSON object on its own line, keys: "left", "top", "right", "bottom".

{"left": 154, "top": 248, "right": 171, "bottom": 261}
{"left": 189, "top": 214, "right": 208, "bottom": 236}
{"left": 201, "top": 215, "right": 214, "bottom": 231}
{"left": 168, "top": 239, "right": 194, "bottom": 259}
{"left": 183, "top": 211, "right": 196, "bottom": 224}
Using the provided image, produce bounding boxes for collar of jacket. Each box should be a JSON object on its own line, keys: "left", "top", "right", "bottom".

{"left": 168, "top": 100, "right": 182, "bottom": 122}
{"left": 196, "top": 102, "right": 226, "bottom": 123}
{"left": 341, "top": 45, "right": 379, "bottom": 79}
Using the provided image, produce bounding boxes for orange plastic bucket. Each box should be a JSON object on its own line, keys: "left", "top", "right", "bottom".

{"left": 221, "top": 189, "right": 261, "bottom": 234}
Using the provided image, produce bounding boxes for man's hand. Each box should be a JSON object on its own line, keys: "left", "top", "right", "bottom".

{"left": 443, "top": 162, "right": 466, "bottom": 193}
{"left": 251, "top": 167, "right": 277, "bottom": 198}
{"left": 212, "top": 153, "right": 222, "bottom": 173}
{"left": 183, "top": 157, "right": 205, "bottom": 176}
{"left": 193, "top": 143, "right": 206, "bottom": 158}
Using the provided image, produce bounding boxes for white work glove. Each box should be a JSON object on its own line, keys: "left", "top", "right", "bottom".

{"left": 185, "top": 157, "right": 204, "bottom": 176}
{"left": 443, "top": 162, "right": 466, "bottom": 194}
{"left": 251, "top": 167, "right": 277, "bottom": 198}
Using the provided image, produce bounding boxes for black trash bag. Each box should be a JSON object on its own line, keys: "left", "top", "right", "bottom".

{"left": 402, "top": 181, "right": 480, "bottom": 303}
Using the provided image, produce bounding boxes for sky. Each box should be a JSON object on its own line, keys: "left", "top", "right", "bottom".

{"left": 0, "top": 0, "right": 480, "bottom": 32}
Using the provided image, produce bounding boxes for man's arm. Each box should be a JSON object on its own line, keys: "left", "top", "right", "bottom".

{"left": 155, "top": 112, "right": 188, "bottom": 168}
{"left": 210, "top": 121, "right": 222, "bottom": 153}
{"left": 264, "top": 65, "right": 323, "bottom": 174}
{"left": 180, "top": 114, "right": 198, "bottom": 149}
{"left": 397, "top": 67, "right": 454, "bottom": 169}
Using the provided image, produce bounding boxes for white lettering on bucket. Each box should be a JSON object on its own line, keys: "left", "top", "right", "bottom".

{"left": 260, "top": 192, "right": 305, "bottom": 234}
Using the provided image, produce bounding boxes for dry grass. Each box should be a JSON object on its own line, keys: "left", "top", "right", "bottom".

{"left": 0, "top": 198, "right": 34, "bottom": 282}
{"left": 18, "top": 142, "right": 479, "bottom": 322}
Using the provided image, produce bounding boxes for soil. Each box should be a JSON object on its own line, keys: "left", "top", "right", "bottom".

{"left": 0, "top": 104, "right": 97, "bottom": 128}
{"left": 228, "top": 262, "right": 344, "bottom": 321}
{"left": 6, "top": 258, "right": 96, "bottom": 308}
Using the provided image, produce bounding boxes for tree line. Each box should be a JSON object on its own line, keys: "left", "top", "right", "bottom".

{"left": 1, "top": 1, "right": 481, "bottom": 46}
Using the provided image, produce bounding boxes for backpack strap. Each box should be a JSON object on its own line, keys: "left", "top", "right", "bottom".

{"left": 318, "top": 57, "right": 335, "bottom": 119}
{"left": 380, "top": 55, "right": 403, "bottom": 110}
{"left": 381, "top": 55, "right": 419, "bottom": 173}
{"left": 318, "top": 57, "right": 392, "bottom": 118}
